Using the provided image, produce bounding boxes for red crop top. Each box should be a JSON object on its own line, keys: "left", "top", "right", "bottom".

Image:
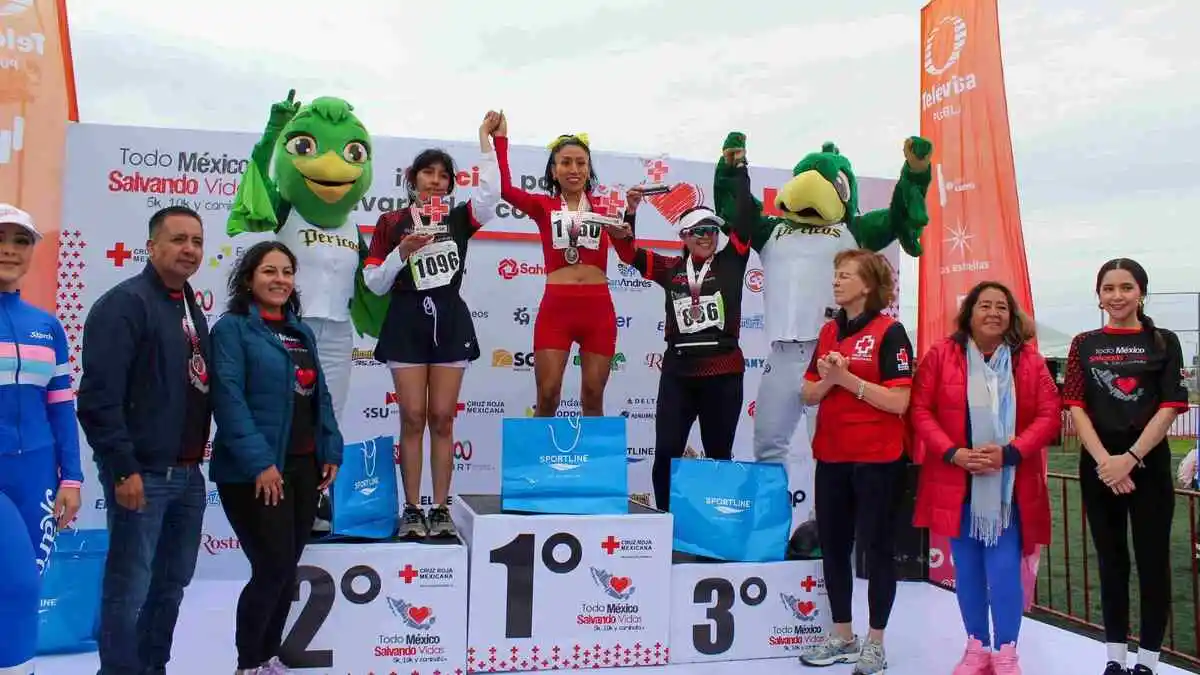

{"left": 493, "top": 135, "right": 622, "bottom": 274}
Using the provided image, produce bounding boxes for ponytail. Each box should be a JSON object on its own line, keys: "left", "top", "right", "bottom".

{"left": 1137, "top": 305, "right": 1166, "bottom": 352}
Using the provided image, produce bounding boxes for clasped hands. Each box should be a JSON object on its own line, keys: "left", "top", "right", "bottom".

{"left": 1096, "top": 452, "right": 1138, "bottom": 495}
{"left": 951, "top": 445, "right": 1005, "bottom": 475}
{"left": 815, "top": 351, "right": 852, "bottom": 387}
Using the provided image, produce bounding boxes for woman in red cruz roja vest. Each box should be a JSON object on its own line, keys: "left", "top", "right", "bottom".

{"left": 485, "top": 112, "right": 642, "bottom": 417}
{"left": 798, "top": 249, "right": 914, "bottom": 675}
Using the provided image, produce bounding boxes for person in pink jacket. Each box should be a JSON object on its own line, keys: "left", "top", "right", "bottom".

{"left": 910, "top": 281, "right": 1060, "bottom": 675}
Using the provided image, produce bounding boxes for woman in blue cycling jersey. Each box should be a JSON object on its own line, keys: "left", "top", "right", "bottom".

{"left": 0, "top": 204, "right": 83, "bottom": 674}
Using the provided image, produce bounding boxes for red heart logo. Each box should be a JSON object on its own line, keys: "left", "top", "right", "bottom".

{"left": 1115, "top": 376, "right": 1138, "bottom": 394}
{"left": 646, "top": 183, "right": 703, "bottom": 225}
{"left": 609, "top": 576, "right": 632, "bottom": 594}
{"left": 796, "top": 601, "right": 816, "bottom": 617}
{"left": 408, "top": 606, "right": 432, "bottom": 624}
{"left": 296, "top": 368, "right": 316, "bottom": 388}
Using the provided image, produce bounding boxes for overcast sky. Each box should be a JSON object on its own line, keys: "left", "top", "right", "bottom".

{"left": 63, "top": 0, "right": 1200, "bottom": 348}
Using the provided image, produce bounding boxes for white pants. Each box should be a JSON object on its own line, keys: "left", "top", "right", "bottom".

{"left": 752, "top": 340, "right": 819, "bottom": 465}
{"left": 304, "top": 317, "right": 354, "bottom": 426}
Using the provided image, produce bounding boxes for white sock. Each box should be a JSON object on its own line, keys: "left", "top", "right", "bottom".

{"left": 1137, "top": 649, "right": 1159, "bottom": 672}
{"left": 1107, "top": 642, "right": 1128, "bottom": 664}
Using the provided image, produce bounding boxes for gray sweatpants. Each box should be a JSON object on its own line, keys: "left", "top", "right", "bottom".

{"left": 752, "top": 340, "right": 819, "bottom": 465}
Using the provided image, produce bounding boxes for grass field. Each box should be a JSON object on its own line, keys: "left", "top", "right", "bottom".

{"left": 1035, "top": 436, "right": 1199, "bottom": 663}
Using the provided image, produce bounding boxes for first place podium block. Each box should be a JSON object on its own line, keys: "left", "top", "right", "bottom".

{"left": 452, "top": 495, "right": 673, "bottom": 672}
{"left": 280, "top": 538, "right": 468, "bottom": 675}
{"left": 669, "top": 556, "right": 833, "bottom": 665}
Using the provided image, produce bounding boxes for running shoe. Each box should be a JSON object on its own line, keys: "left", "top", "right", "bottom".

{"left": 398, "top": 504, "right": 428, "bottom": 539}
{"left": 427, "top": 505, "right": 457, "bottom": 538}
{"left": 799, "top": 634, "right": 860, "bottom": 667}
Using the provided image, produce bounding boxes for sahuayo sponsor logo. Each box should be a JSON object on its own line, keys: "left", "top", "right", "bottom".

{"left": 497, "top": 258, "right": 545, "bottom": 280}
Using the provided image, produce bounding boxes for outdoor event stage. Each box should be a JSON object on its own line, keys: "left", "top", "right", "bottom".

{"left": 39, "top": 579, "right": 1194, "bottom": 675}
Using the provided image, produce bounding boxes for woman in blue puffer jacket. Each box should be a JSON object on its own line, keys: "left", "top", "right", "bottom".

{"left": 209, "top": 240, "right": 343, "bottom": 675}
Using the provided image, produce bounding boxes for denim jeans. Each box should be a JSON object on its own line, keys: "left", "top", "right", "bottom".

{"left": 96, "top": 463, "right": 206, "bottom": 675}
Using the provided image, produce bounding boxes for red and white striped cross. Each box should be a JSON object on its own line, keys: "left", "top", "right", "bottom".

{"left": 646, "top": 159, "right": 668, "bottom": 183}
{"left": 420, "top": 195, "right": 450, "bottom": 224}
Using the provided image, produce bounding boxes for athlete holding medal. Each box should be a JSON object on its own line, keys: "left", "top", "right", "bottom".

{"left": 363, "top": 111, "right": 502, "bottom": 539}
{"left": 487, "top": 112, "right": 641, "bottom": 417}
{"left": 603, "top": 155, "right": 756, "bottom": 512}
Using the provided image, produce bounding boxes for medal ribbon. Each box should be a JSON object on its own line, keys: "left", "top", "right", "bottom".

{"left": 181, "top": 295, "right": 207, "bottom": 386}
{"left": 685, "top": 255, "right": 713, "bottom": 315}
{"left": 561, "top": 194, "right": 590, "bottom": 255}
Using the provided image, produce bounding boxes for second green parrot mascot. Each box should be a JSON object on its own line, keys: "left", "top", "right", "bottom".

{"left": 227, "top": 90, "right": 386, "bottom": 423}
{"left": 712, "top": 132, "right": 932, "bottom": 525}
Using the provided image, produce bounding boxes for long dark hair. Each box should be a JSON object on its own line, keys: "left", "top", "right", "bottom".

{"left": 226, "top": 241, "right": 302, "bottom": 317}
{"left": 405, "top": 148, "right": 457, "bottom": 201}
{"left": 543, "top": 136, "right": 597, "bottom": 196}
{"left": 953, "top": 280, "right": 1035, "bottom": 350}
{"left": 1095, "top": 257, "right": 1164, "bottom": 351}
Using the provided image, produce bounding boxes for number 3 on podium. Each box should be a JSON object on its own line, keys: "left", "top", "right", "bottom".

{"left": 489, "top": 532, "right": 583, "bottom": 639}
{"left": 692, "top": 576, "right": 766, "bottom": 656}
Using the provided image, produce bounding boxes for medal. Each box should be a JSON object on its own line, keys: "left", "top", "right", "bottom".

{"left": 564, "top": 246, "right": 580, "bottom": 264}
{"left": 684, "top": 254, "right": 713, "bottom": 325}
{"left": 559, "top": 194, "right": 589, "bottom": 264}
{"left": 181, "top": 295, "right": 209, "bottom": 393}
{"left": 689, "top": 304, "right": 702, "bottom": 321}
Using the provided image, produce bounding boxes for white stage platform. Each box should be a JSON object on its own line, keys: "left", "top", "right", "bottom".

{"left": 37, "top": 578, "right": 1195, "bottom": 675}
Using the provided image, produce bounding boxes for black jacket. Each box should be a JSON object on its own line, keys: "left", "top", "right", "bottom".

{"left": 77, "top": 264, "right": 212, "bottom": 480}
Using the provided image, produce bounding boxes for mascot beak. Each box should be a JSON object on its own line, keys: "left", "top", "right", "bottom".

{"left": 775, "top": 170, "right": 846, "bottom": 225}
{"left": 292, "top": 152, "right": 364, "bottom": 204}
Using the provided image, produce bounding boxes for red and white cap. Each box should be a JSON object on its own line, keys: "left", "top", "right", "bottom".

{"left": 0, "top": 203, "right": 40, "bottom": 241}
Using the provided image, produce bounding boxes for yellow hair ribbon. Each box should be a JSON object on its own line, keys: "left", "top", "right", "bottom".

{"left": 547, "top": 133, "right": 590, "bottom": 151}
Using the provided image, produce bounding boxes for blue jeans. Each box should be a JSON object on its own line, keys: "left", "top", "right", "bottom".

{"left": 96, "top": 463, "right": 206, "bottom": 675}
{"left": 950, "top": 501, "right": 1024, "bottom": 648}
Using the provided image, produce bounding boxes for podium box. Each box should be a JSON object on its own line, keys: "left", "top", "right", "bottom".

{"left": 668, "top": 552, "right": 833, "bottom": 664}
{"left": 280, "top": 538, "right": 468, "bottom": 675}
{"left": 452, "top": 495, "right": 673, "bottom": 672}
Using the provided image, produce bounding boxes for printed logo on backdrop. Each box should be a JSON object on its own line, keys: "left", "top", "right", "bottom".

{"left": 744, "top": 268, "right": 764, "bottom": 293}
{"left": 611, "top": 263, "right": 652, "bottom": 292}
{"left": 363, "top": 391, "right": 398, "bottom": 421}
{"left": 579, "top": 568, "right": 644, "bottom": 632}
{"left": 387, "top": 598, "right": 437, "bottom": 632}
{"left": 707, "top": 496, "right": 752, "bottom": 516}
{"left": 397, "top": 562, "right": 456, "bottom": 588}
{"left": 54, "top": 229, "right": 87, "bottom": 374}
{"left": 105, "top": 242, "right": 148, "bottom": 268}
{"left": 600, "top": 534, "right": 655, "bottom": 559}
{"left": 573, "top": 351, "right": 627, "bottom": 372}
{"left": 352, "top": 346, "right": 384, "bottom": 369}
{"left": 621, "top": 396, "right": 655, "bottom": 423}
{"left": 497, "top": 257, "right": 545, "bottom": 280}
{"left": 540, "top": 417, "right": 589, "bottom": 472}
{"left": 512, "top": 306, "right": 535, "bottom": 326}
{"left": 492, "top": 348, "right": 534, "bottom": 371}
{"left": 458, "top": 399, "right": 504, "bottom": 416}
{"left": 523, "top": 398, "right": 582, "bottom": 417}
{"left": 451, "top": 439, "right": 495, "bottom": 474}
{"left": 0, "top": 1, "right": 34, "bottom": 17}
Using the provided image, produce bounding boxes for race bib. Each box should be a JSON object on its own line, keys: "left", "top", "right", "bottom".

{"left": 673, "top": 291, "right": 724, "bottom": 334}
{"left": 408, "top": 239, "right": 460, "bottom": 290}
{"left": 549, "top": 212, "right": 603, "bottom": 250}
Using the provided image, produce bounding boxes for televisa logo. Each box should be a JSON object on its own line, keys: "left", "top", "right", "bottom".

{"left": 0, "top": 116, "right": 23, "bottom": 165}
{"left": 922, "top": 15, "right": 977, "bottom": 114}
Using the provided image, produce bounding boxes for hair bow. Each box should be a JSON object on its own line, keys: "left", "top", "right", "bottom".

{"left": 547, "top": 133, "right": 590, "bottom": 150}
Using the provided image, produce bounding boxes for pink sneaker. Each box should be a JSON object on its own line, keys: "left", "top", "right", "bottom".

{"left": 990, "top": 643, "right": 1022, "bottom": 675}
{"left": 952, "top": 638, "right": 993, "bottom": 675}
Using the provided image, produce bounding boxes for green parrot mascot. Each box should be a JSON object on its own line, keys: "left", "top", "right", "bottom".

{"left": 712, "top": 131, "right": 932, "bottom": 537}
{"left": 227, "top": 90, "right": 387, "bottom": 423}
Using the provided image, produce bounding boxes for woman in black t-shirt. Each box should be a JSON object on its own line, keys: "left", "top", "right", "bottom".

{"left": 210, "top": 241, "right": 343, "bottom": 674}
{"left": 1063, "top": 258, "right": 1188, "bottom": 675}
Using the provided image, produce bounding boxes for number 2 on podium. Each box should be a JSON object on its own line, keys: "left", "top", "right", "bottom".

{"left": 693, "top": 576, "right": 766, "bottom": 655}
{"left": 489, "top": 532, "right": 583, "bottom": 639}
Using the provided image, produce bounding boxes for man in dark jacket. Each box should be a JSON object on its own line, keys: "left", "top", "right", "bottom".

{"left": 78, "top": 206, "right": 212, "bottom": 675}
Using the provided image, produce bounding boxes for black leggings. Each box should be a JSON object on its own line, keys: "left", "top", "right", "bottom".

{"left": 652, "top": 371, "right": 744, "bottom": 512}
{"left": 815, "top": 458, "right": 906, "bottom": 630}
{"left": 218, "top": 456, "right": 320, "bottom": 669}
{"left": 1080, "top": 442, "right": 1174, "bottom": 652}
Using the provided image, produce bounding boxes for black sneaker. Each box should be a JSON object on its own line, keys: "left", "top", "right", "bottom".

{"left": 1130, "top": 665, "right": 1153, "bottom": 675}
{"left": 427, "top": 505, "right": 457, "bottom": 539}
{"left": 1104, "top": 662, "right": 1130, "bottom": 675}
{"left": 398, "top": 504, "right": 428, "bottom": 539}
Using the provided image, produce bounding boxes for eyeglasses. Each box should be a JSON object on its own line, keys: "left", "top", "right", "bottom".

{"left": 681, "top": 225, "right": 719, "bottom": 238}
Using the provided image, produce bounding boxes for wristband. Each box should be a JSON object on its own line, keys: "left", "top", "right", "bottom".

{"left": 1126, "top": 449, "right": 1145, "bottom": 468}
{"left": 855, "top": 380, "right": 866, "bottom": 400}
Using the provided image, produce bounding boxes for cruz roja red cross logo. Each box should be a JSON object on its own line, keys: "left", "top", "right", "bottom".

{"left": 852, "top": 335, "right": 876, "bottom": 359}
{"left": 106, "top": 242, "right": 133, "bottom": 267}
{"left": 800, "top": 575, "right": 818, "bottom": 592}
{"left": 399, "top": 564, "right": 418, "bottom": 583}
{"left": 646, "top": 159, "right": 668, "bottom": 183}
{"left": 601, "top": 535, "right": 621, "bottom": 555}
{"left": 421, "top": 195, "right": 450, "bottom": 224}
{"left": 896, "top": 347, "right": 911, "bottom": 371}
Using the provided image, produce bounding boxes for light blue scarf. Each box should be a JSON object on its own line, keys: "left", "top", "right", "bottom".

{"left": 966, "top": 339, "right": 1017, "bottom": 546}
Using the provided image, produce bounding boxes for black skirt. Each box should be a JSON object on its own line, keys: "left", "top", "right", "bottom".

{"left": 373, "top": 290, "right": 481, "bottom": 365}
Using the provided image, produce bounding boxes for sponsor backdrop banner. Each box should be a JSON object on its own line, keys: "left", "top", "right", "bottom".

{"left": 60, "top": 122, "right": 900, "bottom": 578}
{"left": 1, "top": 0, "right": 78, "bottom": 313}
{"left": 917, "top": 0, "right": 1035, "bottom": 588}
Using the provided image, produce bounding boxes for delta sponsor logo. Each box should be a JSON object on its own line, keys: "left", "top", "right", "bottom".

{"left": 397, "top": 562, "right": 456, "bottom": 588}
{"left": 105, "top": 242, "right": 149, "bottom": 268}
{"left": 620, "top": 396, "right": 655, "bottom": 424}
{"left": 600, "top": 535, "right": 654, "bottom": 559}
{"left": 922, "top": 14, "right": 978, "bottom": 121}
{"left": 744, "top": 268, "right": 765, "bottom": 293}
{"left": 497, "top": 257, "right": 545, "bottom": 280}
{"left": 377, "top": 598, "right": 446, "bottom": 662}
{"left": 578, "top": 568, "right": 644, "bottom": 631}
{"left": 706, "top": 496, "right": 752, "bottom": 516}
{"left": 492, "top": 348, "right": 534, "bottom": 371}
{"left": 610, "top": 263, "right": 652, "bottom": 292}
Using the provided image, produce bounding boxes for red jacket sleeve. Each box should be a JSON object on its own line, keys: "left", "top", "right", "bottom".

{"left": 1010, "top": 351, "right": 1063, "bottom": 460}
{"left": 909, "top": 339, "right": 956, "bottom": 464}
{"left": 493, "top": 136, "right": 547, "bottom": 228}
{"left": 365, "top": 212, "right": 397, "bottom": 267}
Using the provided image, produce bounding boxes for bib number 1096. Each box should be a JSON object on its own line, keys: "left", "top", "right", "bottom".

{"left": 412, "top": 249, "right": 460, "bottom": 279}
{"left": 489, "top": 532, "right": 583, "bottom": 638}
{"left": 280, "top": 564, "right": 383, "bottom": 668}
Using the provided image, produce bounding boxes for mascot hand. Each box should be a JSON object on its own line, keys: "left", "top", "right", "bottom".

{"left": 904, "top": 136, "right": 933, "bottom": 173}
{"left": 270, "top": 89, "right": 302, "bottom": 128}
{"left": 722, "top": 131, "right": 747, "bottom": 165}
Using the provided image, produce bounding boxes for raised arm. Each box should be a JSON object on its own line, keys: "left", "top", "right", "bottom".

{"left": 713, "top": 133, "right": 774, "bottom": 253}
{"left": 848, "top": 137, "right": 933, "bottom": 255}
{"left": 467, "top": 111, "right": 504, "bottom": 232}
{"left": 228, "top": 90, "right": 301, "bottom": 235}
{"left": 489, "top": 113, "right": 548, "bottom": 227}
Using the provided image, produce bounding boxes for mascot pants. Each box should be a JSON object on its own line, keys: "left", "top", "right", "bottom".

{"left": 752, "top": 339, "right": 818, "bottom": 466}
{"left": 0, "top": 449, "right": 59, "bottom": 673}
{"left": 304, "top": 317, "right": 353, "bottom": 426}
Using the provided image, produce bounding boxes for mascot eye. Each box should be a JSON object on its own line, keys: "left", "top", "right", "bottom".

{"left": 343, "top": 141, "right": 370, "bottom": 164}
{"left": 833, "top": 172, "right": 851, "bottom": 202}
{"left": 285, "top": 135, "right": 318, "bottom": 157}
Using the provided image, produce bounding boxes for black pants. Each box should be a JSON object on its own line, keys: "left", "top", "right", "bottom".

{"left": 1080, "top": 440, "right": 1174, "bottom": 652}
{"left": 218, "top": 456, "right": 320, "bottom": 669}
{"left": 815, "top": 458, "right": 906, "bottom": 630}
{"left": 652, "top": 372, "right": 744, "bottom": 512}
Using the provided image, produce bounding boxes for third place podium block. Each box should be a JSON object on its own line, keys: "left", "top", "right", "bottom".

{"left": 452, "top": 495, "right": 673, "bottom": 672}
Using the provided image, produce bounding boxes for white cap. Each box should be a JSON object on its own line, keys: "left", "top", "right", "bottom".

{"left": 0, "top": 203, "right": 40, "bottom": 241}
{"left": 676, "top": 206, "right": 725, "bottom": 232}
